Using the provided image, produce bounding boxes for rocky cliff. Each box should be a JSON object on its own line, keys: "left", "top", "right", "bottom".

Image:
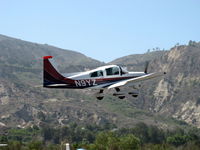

{"left": 112, "top": 42, "right": 200, "bottom": 127}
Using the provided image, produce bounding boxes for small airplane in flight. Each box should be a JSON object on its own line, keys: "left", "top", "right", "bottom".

{"left": 43, "top": 56, "right": 166, "bottom": 100}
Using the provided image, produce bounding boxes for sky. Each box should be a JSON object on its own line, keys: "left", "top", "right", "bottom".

{"left": 0, "top": 0, "right": 200, "bottom": 62}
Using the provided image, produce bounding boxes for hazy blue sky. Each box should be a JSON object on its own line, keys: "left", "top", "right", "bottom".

{"left": 1, "top": 0, "right": 200, "bottom": 62}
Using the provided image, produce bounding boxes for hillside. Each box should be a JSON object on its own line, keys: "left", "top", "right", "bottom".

{"left": 110, "top": 50, "right": 166, "bottom": 71}
{"left": 0, "top": 34, "right": 104, "bottom": 70}
{"left": 144, "top": 43, "right": 200, "bottom": 127}
{"left": 0, "top": 34, "right": 111, "bottom": 129}
{"left": 0, "top": 34, "right": 198, "bottom": 131}
{"left": 112, "top": 42, "right": 200, "bottom": 127}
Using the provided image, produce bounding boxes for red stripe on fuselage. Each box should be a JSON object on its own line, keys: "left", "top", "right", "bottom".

{"left": 72, "top": 76, "right": 136, "bottom": 85}
{"left": 96, "top": 76, "right": 134, "bottom": 82}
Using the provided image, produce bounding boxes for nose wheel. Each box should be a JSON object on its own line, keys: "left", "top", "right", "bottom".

{"left": 96, "top": 96, "right": 104, "bottom": 100}
{"left": 118, "top": 96, "right": 125, "bottom": 99}
{"left": 96, "top": 89, "right": 104, "bottom": 100}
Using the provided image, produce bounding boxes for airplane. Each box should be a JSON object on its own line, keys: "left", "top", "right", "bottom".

{"left": 43, "top": 56, "right": 166, "bottom": 100}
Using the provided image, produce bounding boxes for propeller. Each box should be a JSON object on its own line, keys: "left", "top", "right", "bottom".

{"left": 144, "top": 61, "right": 149, "bottom": 74}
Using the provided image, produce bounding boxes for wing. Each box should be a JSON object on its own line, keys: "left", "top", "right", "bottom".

{"left": 107, "top": 72, "right": 166, "bottom": 89}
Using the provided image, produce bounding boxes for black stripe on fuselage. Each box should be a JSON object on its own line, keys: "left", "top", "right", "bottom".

{"left": 44, "top": 76, "right": 138, "bottom": 89}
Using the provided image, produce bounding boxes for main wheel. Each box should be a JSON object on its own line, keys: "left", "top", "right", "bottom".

{"left": 118, "top": 96, "right": 125, "bottom": 99}
{"left": 132, "top": 94, "right": 138, "bottom": 98}
{"left": 96, "top": 96, "right": 104, "bottom": 100}
{"left": 128, "top": 92, "right": 138, "bottom": 98}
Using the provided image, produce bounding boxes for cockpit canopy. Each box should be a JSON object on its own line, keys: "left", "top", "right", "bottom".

{"left": 90, "top": 70, "right": 103, "bottom": 77}
{"left": 90, "top": 65, "right": 128, "bottom": 78}
{"left": 106, "top": 66, "right": 120, "bottom": 76}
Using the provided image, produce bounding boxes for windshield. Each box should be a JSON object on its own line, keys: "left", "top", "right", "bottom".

{"left": 106, "top": 67, "right": 119, "bottom": 76}
{"left": 120, "top": 67, "right": 128, "bottom": 74}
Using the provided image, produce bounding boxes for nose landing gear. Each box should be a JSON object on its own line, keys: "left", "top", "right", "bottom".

{"left": 96, "top": 89, "right": 104, "bottom": 100}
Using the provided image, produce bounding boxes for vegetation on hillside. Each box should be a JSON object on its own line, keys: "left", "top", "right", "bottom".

{"left": 1, "top": 123, "right": 200, "bottom": 150}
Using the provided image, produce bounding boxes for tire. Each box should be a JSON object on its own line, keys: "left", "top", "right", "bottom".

{"left": 96, "top": 96, "right": 104, "bottom": 100}
{"left": 118, "top": 96, "right": 125, "bottom": 99}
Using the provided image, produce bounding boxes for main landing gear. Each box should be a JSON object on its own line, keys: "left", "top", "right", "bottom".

{"left": 128, "top": 92, "right": 138, "bottom": 98}
{"left": 96, "top": 89, "right": 104, "bottom": 100}
{"left": 114, "top": 88, "right": 126, "bottom": 99}
{"left": 95, "top": 87, "right": 139, "bottom": 100}
{"left": 113, "top": 87, "right": 139, "bottom": 99}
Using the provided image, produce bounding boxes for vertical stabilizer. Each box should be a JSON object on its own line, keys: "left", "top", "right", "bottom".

{"left": 43, "top": 56, "right": 73, "bottom": 87}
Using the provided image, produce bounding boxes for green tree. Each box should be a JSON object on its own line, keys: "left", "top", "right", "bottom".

{"left": 95, "top": 132, "right": 119, "bottom": 150}
{"left": 8, "top": 141, "right": 22, "bottom": 150}
{"left": 119, "top": 134, "right": 140, "bottom": 150}
{"left": 46, "top": 144, "right": 60, "bottom": 150}
{"left": 133, "top": 122, "right": 149, "bottom": 143}
{"left": 142, "top": 143, "right": 174, "bottom": 150}
{"left": 148, "top": 125, "right": 165, "bottom": 144}
{"left": 167, "top": 134, "right": 190, "bottom": 147}
{"left": 27, "top": 140, "right": 43, "bottom": 150}
{"left": 0, "top": 135, "right": 8, "bottom": 143}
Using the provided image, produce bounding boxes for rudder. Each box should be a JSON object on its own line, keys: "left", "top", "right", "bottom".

{"left": 43, "top": 56, "right": 74, "bottom": 87}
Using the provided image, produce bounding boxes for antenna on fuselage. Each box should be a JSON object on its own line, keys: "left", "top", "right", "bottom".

{"left": 144, "top": 61, "right": 149, "bottom": 74}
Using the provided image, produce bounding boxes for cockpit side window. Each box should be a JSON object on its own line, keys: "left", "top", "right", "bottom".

{"left": 106, "top": 67, "right": 119, "bottom": 76}
{"left": 90, "top": 70, "right": 103, "bottom": 77}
